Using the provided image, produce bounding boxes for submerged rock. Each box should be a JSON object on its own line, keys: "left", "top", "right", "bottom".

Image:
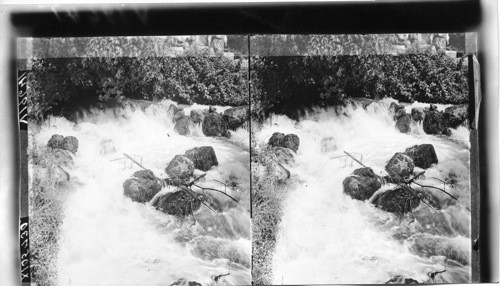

{"left": 269, "top": 161, "right": 290, "bottom": 183}
{"left": 395, "top": 114, "right": 411, "bottom": 133}
{"left": 189, "top": 109, "right": 205, "bottom": 124}
{"left": 174, "top": 116, "right": 191, "bottom": 136}
{"left": 404, "top": 144, "right": 438, "bottom": 169}
{"left": 202, "top": 113, "right": 229, "bottom": 137}
{"left": 184, "top": 146, "right": 218, "bottom": 171}
{"left": 153, "top": 190, "right": 201, "bottom": 216}
{"left": 423, "top": 110, "right": 447, "bottom": 135}
{"left": 320, "top": 137, "right": 338, "bottom": 153}
{"left": 411, "top": 107, "right": 425, "bottom": 122}
{"left": 444, "top": 104, "right": 468, "bottom": 128}
{"left": 123, "top": 169, "right": 162, "bottom": 203}
{"left": 99, "top": 138, "right": 116, "bottom": 155}
{"left": 372, "top": 186, "right": 420, "bottom": 214}
{"left": 385, "top": 153, "right": 414, "bottom": 180}
{"left": 165, "top": 155, "right": 194, "bottom": 181}
{"left": 52, "top": 165, "right": 70, "bottom": 183}
{"left": 51, "top": 148, "right": 74, "bottom": 167}
{"left": 223, "top": 105, "right": 249, "bottom": 130}
{"left": 343, "top": 167, "right": 382, "bottom": 201}
{"left": 266, "top": 146, "right": 295, "bottom": 165}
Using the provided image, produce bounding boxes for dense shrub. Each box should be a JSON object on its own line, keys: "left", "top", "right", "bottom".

{"left": 251, "top": 53, "right": 468, "bottom": 120}
{"left": 28, "top": 48, "right": 248, "bottom": 122}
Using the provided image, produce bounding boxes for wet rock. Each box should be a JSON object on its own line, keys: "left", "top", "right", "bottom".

{"left": 444, "top": 104, "right": 468, "bottom": 128}
{"left": 395, "top": 114, "right": 411, "bottom": 133}
{"left": 174, "top": 116, "right": 191, "bottom": 136}
{"left": 430, "top": 103, "right": 438, "bottom": 111}
{"left": 404, "top": 144, "right": 438, "bottom": 169}
{"left": 343, "top": 167, "right": 382, "bottom": 201}
{"left": 61, "top": 136, "right": 79, "bottom": 154}
{"left": 123, "top": 169, "right": 162, "bottom": 203}
{"left": 385, "top": 275, "right": 419, "bottom": 284}
{"left": 283, "top": 134, "right": 300, "bottom": 152}
{"left": 189, "top": 109, "right": 205, "bottom": 124}
{"left": 173, "top": 109, "right": 186, "bottom": 123}
{"left": 165, "top": 155, "right": 194, "bottom": 181}
{"left": 423, "top": 110, "right": 447, "bottom": 135}
{"left": 385, "top": 153, "right": 414, "bottom": 180}
{"left": 223, "top": 105, "right": 249, "bottom": 130}
{"left": 208, "top": 106, "right": 217, "bottom": 113}
{"left": 410, "top": 233, "right": 470, "bottom": 266}
{"left": 268, "top": 132, "right": 285, "bottom": 147}
{"left": 153, "top": 190, "right": 201, "bottom": 216}
{"left": 394, "top": 108, "right": 407, "bottom": 121}
{"left": 320, "top": 137, "right": 338, "bottom": 153}
{"left": 389, "top": 102, "right": 405, "bottom": 114}
{"left": 167, "top": 104, "right": 181, "bottom": 117}
{"left": 184, "top": 146, "right": 218, "bottom": 171}
{"left": 47, "top": 134, "right": 64, "bottom": 149}
{"left": 51, "top": 148, "right": 74, "bottom": 167}
{"left": 411, "top": 107, "right": 425, "bottom": 122}
{"left": 267, "top": 146, "right": 295, "bottom": 165}
{"left": 202, "top": 113, "right": 229, "bottom": 137}
{"left": 372, "top": 186, "right": 420, "bottom": 214}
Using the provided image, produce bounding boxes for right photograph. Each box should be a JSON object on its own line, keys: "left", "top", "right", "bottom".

{"left": 250, "top": 34, "right": 476, "bottom": 284}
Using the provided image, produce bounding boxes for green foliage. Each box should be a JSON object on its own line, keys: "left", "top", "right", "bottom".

{"left": 251, "top": 53, "right": 468, "bottom": 120}
{"left": 28, "top": 132, "right": 72, "bottom": 286}
{"left": 251, "top": 137, "right": 288, "bottom": 284}
{"left": 27, "top": 37, "right": 248, "bottom": 122}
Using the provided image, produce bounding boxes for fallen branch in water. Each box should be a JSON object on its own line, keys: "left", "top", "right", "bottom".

{"left": 342, "top": 151, "right": 366, "bottom": 168}
{"left": 410, "top": 181, "right": 470, "bottom": 212}
{"left": 123, "top": 153, "right": 148, "bottom": 170}
{"left": 214, "top": 272, "right": 230, "bottom": 282}
{"left": 193, "top": 184, "right": 250, "bottom": 214}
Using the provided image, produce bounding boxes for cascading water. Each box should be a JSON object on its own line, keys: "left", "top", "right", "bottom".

{"left": 32, "top": 100, "right": 251, "bottom": 285}
{"left": 254, "top": 99, "right": 471, "bottom": 284}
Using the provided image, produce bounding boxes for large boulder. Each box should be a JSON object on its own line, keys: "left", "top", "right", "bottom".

{"left": 343, "top": 167, "right": 382, "bottom": 201}
{"left": 47, "top": 134, "right": 64, "bottom": 149}
{"left": 283, "top": 134, "right": 300, "bottom": 152}
{"left": 444, "top": 104, "right": 468, "bottom": 128}
{"left": 165, "top": 155, "right": 195, "bottom": 181}
{"left": 123, "top": 169, "right": 162, "bottom": 203}
{"left": 153, "top": 190, "right": 201, "bottom": 216}
{"left": 411, "top": 107, "right": 425, "bottom": 122}
{"left": 268, "top": 132, "right": 285, "bottom": 147}
{"left": 372, "top": 186, "right": 420, "bottom": 214}
{"left": 389, "top": 102, "right": 404, "bottom": 114}
{"left": 184, "top": 146, "right": 218, "bottom": 171}
{"left": 173, "top": 109, "right": 186, "bottom": 123}
{"left": 423, "top": 110, "right": 447, "bottom": 135}
{"left": 223, "top": 106, "right": 249, "bottom": 130}
{"left": 404, "top": 144, "right": 438, "bottom": 169}
{"left": 393, "top": 108, "right": 407, "bottom": 121}
{"left": 202, "top": 113, "right": 229, "bottom": 137}
{"left": 174, "top": 116, "right": 191, "bottom": 136}
{"left": 167, "top": 104, "right": 181, "bottom": 118}
{"left": 61, "top": 136, "right": 79, "bottom": 154}
{"left": 190, "top": 109, "right": 205, "bottom": 124}
{"left": 385, "top": 153, "right": 414, "bottom": 180}
{"left": 395, "top": 114, "right": 411, "bottom": 133}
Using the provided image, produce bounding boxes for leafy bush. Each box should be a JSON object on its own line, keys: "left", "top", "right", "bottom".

{"left": 27, "top": 39, "right": 248, "bottom": 122}
{"left": 28, "top": 132, "right": 72, "bottom": 286}
{"left": 251, "top": 53, "right": 468, "bottom": 120}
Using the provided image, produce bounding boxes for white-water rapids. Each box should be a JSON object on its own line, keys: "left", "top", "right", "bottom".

{"left": 31, "top": 100, "right": 251, "bottom": 286}
{"left": 254, "top": 99, "right": 471, "bottom": 284}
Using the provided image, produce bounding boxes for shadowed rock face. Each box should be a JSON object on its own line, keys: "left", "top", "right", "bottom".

{"left": 202, "top": 113, "right": 230, "bottom": 137}
{"left": 411, "top": 107, "right": 425, "bottom": 122}
{"left": 268, "top": 132, "right": 300, "bottom": 153}
{"left": 166, "top": 155, "right": 194, "bottom": 181}
{"left": 123, "top": 169, "right": 162, "bottom": 203}
{"left": 372, "top": 186, "right": 420, "bottom": 214}
{"left": 404, "top": 144, "right": 438, "bottom": 169}
{"left": 444, "top": 104, "right": 468, "bottom": 128}
{"left": 423, "top": 110, "right": 447, "bottom": 135}
{"left": 184, "top": 146, "right": 218, "bottom": 171}
{"left": 343, "top": 167, "right": 382, "bottom": 201}
{"left": 385, "top": 152, "right": 415, "bottom": 180}
{"left": 153, "top": 190, "right": 201, "bottom": 216}
{"left": 223, "top": 105, "right": 249, "bottom": 130}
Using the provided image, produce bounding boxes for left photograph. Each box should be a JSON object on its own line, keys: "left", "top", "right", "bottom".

{"left": 19, "top": 35, "right": 251, "bottom": 285}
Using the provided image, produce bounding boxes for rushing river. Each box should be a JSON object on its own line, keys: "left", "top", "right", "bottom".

{"left": 32, "top": 100, "right": 251, "bottom": 286}
{"left": 254, "top": 99, "right": 471, "bottom": 284}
